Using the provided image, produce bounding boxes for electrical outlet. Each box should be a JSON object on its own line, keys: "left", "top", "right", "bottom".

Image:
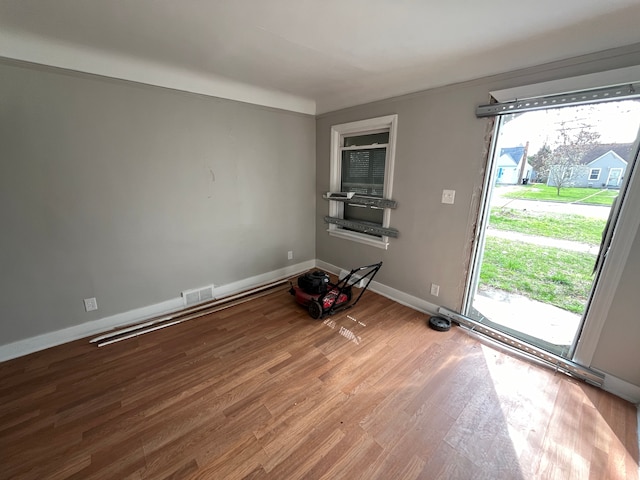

{"left": 430, "top": 283, "right": 440, "bottom": 297}
{"left": 287, "top": 250, "right": 294, "bottom": 260}
{"left": 441, "top": 189, "right": 455, "bottom": 204}
{"left": 84, "top": 297, "right": 98, "bottom": 312}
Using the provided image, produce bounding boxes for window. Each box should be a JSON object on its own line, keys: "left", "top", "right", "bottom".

{"left": 328, "top": 115, "right": 398, "bottom": 249}
{"left": 589, "top": 168, "right": 601, "bottom": 180}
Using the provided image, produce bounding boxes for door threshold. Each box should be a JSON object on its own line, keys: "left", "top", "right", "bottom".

{"left": 438, "top": 307, "right": 604, "bottom": 387}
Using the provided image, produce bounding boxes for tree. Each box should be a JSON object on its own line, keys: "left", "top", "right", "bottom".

{"left": 528, "top": 144, "right": 552, "bottom": 183}
{"left": 544, "top": 122, "right": 600, "bottom": 195}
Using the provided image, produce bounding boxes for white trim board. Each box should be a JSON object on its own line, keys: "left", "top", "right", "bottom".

{"left": 0, "top": 260, "right": 315, "bottom": 363}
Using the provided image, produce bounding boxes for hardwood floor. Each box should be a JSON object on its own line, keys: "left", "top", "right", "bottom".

{"left": 1, "top": 287, "right": 638, "bottom": 479}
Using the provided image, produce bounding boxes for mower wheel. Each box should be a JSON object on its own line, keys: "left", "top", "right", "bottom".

{"left": 309, "top": 300, "right": 324, "bottom": 320}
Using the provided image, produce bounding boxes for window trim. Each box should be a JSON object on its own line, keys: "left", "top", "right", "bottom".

{"left": 329, "top": 114, "right": 398, "bottom": 249}
{"left": 589, "top": 168, "right": 601, "bottom": 181}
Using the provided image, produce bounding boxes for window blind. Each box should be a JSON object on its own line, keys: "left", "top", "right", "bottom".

{"left": 341, "top": 148, "right": 386, "bottom": 196}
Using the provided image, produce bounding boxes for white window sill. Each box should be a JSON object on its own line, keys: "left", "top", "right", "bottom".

{"left": 327, "top": 228, "right": 389, "bottom": 249}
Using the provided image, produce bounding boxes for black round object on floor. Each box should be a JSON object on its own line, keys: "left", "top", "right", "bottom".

{"left": 428, "top": 315, "right": 451, "bottom": 332}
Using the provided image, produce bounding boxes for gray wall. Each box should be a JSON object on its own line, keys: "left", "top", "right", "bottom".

{"left": 316, "top": 44, "right": 640, "bottom": 386}
{"left": 0, "top": 61, "right": 315, "bottom": 344}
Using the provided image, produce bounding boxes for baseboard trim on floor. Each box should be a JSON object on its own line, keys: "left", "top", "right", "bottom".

{"left": 315, "top": 260, "right": 440, "bottom": 316}
{"left": 0, "top": 260, "right": 315, "bottom": 363}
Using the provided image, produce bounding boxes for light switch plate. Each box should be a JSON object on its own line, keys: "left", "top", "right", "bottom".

{"left": 442, "top": 189, "right": 455, "bottom": 204}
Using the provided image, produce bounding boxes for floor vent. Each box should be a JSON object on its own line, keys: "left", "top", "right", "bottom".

{"left": 339, "top": 269, "right": 365, "bottom": 288}
{"left": 182, "top": 285, "right": 215, "bottom": 306}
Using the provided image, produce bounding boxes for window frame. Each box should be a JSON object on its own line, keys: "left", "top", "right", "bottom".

{"left": 589, "top": 168, "right": 601, "bottom": 181}
{"left": 328, "top": 114, "right": 398, "bottom": 249}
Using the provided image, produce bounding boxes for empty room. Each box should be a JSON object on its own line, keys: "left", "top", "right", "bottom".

{"left": 2, "top": 2, "right": 640, "bottom": 479}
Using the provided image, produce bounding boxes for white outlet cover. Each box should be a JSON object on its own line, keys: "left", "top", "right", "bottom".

{"left": 430, "top": 284, "right": 440, "bottom": 296}
{"left": 441, "top": 189, "right": 455, "bottom": 204}
{"left": 288, "top": 251, "right": 294, "bottom": 260}
{"left": 84, "top": 297, "right": 98, "bottom": 312}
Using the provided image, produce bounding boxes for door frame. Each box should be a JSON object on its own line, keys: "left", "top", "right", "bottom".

{"left": 463, "top": 110, "right": 640, "bottom": 365}
{"left": 462, "top": 119, "right": 502, "bottom": 314}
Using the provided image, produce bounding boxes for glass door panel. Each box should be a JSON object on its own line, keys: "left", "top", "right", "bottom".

{"left": 465, "top": 100, "right": 640, "bottom": 358}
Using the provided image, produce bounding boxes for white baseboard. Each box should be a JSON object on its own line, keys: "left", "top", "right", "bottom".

{"left": 213, "top": 260, "right": 314, "bottom": 298}
{"left": 0, "top": 260, "right": 315, "bottom": 363}
{"left": 601, "top": 372, "right": 640, "bottom": 404}
{"left": 315, "top": 260, "right": 440, "bottom": 316}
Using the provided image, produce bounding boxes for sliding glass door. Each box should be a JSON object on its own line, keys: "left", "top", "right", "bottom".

{"left": 465, "top": 100, "right": 640, "bottom": 358}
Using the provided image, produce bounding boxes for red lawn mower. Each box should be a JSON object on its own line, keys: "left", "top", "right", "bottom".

{"left": 289, "top": 262, "right": 383, "bottom": 319}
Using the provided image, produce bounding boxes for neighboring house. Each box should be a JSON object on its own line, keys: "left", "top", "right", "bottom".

{"left": 495, "top": 146, "right": 533, "bottom": 184}
{"left": 547, "top": 150, "right": 627, "bottom": 188}
{"left": 578, "top": 143, "right": 633, "bottom": 165}
{"left": 584, "top": 150, "right": 627, "bottom": 187}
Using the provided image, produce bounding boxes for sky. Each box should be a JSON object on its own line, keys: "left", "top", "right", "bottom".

{"left": 497, "top": 99, "right": 640, "bottom": 155}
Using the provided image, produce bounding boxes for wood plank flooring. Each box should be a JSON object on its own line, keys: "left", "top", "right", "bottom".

{"left": 1, "top": 287, "right": 638, "bottom": 479}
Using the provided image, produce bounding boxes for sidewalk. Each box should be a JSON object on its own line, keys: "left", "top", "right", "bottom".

{"left": 491, "top": 197, "right": 611, "bottom": 219}
{"left": 472, "top": 288, "right": 580, "bottom": 352}
{"left": 486, "top": 228, "right": 600, "bottom": 254}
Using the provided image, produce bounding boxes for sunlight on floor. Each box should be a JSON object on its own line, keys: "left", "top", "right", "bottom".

{"left": 480, "top": 343, "right": 639, "bottom": 479}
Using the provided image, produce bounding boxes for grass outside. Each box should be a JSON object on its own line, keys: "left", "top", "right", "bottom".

{"left": 479, "top": 237, "right": 595, "bottom": 314}
{"left": 501, "top": 184, "right": 617, "bottom": 205}
{"left": 489, "top": 208, "right": 606, "bottom": 244}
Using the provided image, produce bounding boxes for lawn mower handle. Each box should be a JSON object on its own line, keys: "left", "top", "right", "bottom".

{"left": 328, "top": 261, "right": 383, "bottom": 314}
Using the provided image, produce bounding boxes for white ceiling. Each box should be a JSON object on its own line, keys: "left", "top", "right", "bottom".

{"left": 1, "top": 0, "right": 639, "bottom": 114}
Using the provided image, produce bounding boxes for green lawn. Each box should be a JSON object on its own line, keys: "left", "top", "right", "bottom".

{"left": 500, "top": 184, "right": 617, "bottom": 205}
{"left": 479, "top": 237, "right": 595, "bottom": 314}
{"left": 489, "top": 208, "right": 606, "bottom": 244}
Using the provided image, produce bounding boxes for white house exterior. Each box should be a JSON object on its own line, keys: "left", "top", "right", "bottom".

{"left": 547, "top": 150, "right": 627, "bottom": 188}
{"left": 583, "top": 150, "right": 627, "bottom": 187}
{"left": 495, "top": 147, "right": 533, "bottom": 185}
